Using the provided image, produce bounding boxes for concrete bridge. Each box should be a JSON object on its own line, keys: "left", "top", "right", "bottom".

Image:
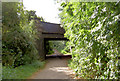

{"left": 35, "top": 20, "right": 68, "bottom": 60}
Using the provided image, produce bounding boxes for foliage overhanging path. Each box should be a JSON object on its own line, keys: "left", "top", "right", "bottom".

{"left": 59, "top": 1, "right": 120, "bottom": 79}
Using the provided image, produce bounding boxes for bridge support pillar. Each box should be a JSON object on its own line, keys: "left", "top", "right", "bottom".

{"left": 36, "top": 38, "right": 45, "bottom": 61}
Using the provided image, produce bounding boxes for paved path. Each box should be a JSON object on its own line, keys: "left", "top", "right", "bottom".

{"left": 29, "top": 57, "right": 74, "bottom": 79}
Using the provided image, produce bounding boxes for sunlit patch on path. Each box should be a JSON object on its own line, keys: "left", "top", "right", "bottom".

{"left": 28, "top": 57, "right": 74, "bottom": 79}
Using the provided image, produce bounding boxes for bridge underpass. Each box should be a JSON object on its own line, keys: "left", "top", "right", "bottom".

{"left": 44, "top": 39, "right": 72, "bottom": 60}
{"left": 28, "top": 20, "right": 74, "bottom": 79}
{"left": 36, "top": 20, "right": 69, "bottom": 60}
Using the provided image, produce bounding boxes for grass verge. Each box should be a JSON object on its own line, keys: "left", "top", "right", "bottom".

{"left": 2, "top": 60, "right": 45, "bottom": 79}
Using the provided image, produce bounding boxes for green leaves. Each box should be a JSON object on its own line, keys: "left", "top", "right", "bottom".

{"left": 2, "top": 2, "right": 42, "bottom": 67}
{"left": 60, "top": 1, "right": 120, "bottom": 79}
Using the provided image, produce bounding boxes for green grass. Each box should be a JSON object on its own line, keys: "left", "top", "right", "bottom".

{"left": 2, "top": 60, "right": 45, "bottom": 79}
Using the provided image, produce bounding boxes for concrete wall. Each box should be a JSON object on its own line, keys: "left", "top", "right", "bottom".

{"left": 35, "top": 20, "right": 67, "bottom": 60}
{"left": 36, "top": 34, "right": 67, "bottom": 60}
{"left": 36, "top": 38, "right": 45, "bottom": 61}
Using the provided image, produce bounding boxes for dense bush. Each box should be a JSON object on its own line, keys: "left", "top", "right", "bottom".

{"left": 59, "top": 1, "right": 120, "bottom": 79}
{"left": 45, "top": 41, "right": 67, "bottom": 54}
{"left": 45, "top": 41, "right": 54, "bottom": 55}
{"left": 2, "top": 2, "right": 43, "bottom": 67}
{"left": 51, "top": 41, "right": 67, "bottom": 52}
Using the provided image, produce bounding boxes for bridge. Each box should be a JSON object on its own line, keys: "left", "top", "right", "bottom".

{"left": 35, "top": 20, "right": 68, "bottom": 60}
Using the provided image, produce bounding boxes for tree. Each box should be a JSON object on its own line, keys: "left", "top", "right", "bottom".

{"left": 2, "top": 2, "right": 44, "bottom": 67}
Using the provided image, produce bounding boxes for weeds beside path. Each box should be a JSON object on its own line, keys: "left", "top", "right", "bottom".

{"left": 2, "top": 61, "right": 45, "bottom": 79}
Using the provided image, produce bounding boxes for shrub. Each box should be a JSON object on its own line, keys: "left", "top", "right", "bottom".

{"left": 2, "top": 2, "right": 43, "bottom": 67}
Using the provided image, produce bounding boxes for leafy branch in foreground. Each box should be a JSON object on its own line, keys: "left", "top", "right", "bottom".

{"left": 59, "top": 1, "right": 120, "bottom": 79}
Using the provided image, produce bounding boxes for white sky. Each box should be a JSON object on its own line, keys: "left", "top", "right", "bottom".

{"left": 23, "top": 0, "right": 61, "bottom": 24}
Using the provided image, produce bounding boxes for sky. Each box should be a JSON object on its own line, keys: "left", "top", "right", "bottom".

{"left": 23, "top": 0, "right": 61, "bottom": 24}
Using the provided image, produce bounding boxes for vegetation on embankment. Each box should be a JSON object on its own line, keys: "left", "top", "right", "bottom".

{"left": 2, "top": 61, "right": 45, "bottom": 79}
{"left": 59, "top": 1, "right": 120, "bottom": 79}
{"left": 2, "top": 2, "right": 45, "bottom": 79}
{"left": 45, "top": 41, "right": 69, "bottom": 55}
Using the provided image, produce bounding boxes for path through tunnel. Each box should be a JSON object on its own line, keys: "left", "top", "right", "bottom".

{"left": 29, "top": 21, "right": 74, "bottom": 79}
{"left": 44, "top": 38, "right": 71, "bottom": 59}
{"left": 36, "top": 21, "right": 71, "bottom": 60}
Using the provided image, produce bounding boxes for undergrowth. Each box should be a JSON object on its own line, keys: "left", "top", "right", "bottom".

{"left": 2, "top": 60, "right": 45, "bottom": 79}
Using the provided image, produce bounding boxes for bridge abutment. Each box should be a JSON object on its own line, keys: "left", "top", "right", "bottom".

{"left": 35, "top": 21, "right": 68, "bottom": 60}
